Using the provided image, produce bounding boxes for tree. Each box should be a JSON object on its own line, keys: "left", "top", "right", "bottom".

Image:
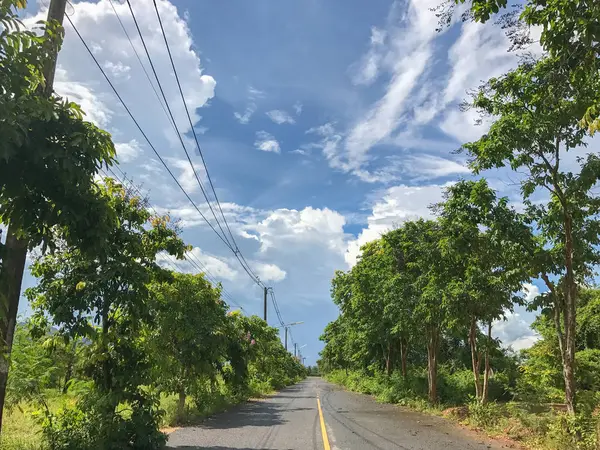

{"left": 435, "top": 180, "right": 530, "bottom": 403}
{"left": 435, "top": 0, "right": 600, "bottom": 132}
{"left": 387, "top": 220, "right": 447, "bottom": 403}
{"left": 462, "top": 56, "right": 600, "bottom": 413}
{"left": 148, "top": 272, "right": 228, "bottom": 420}
{"left": 26, "top": 179, "right": 187, "bottom": 448}
{"left": 0, "top": 1, "right": 116, "bottom": 432}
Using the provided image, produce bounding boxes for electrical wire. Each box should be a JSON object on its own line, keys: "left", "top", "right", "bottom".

{"left": 66, "top": 11, "right": 277, "bottom": 316}
{"left": 107, "top": 0, "right": 172, "bottom": 128}
{"left": 150, "top": 0, "right": 266, "bottom": 289}
{"left": 124, "top": 0, "right": 234, "bottom": 252}
{"left": 98, "top": 166, "right": 245, "bottom": 312}
{"left": 65, "top": 14, "right": 236, "bottom": 253}
{"left": 151, "top": 0, "right": 237, "bottom": 249}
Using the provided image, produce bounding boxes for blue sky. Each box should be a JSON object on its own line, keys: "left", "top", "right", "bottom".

{"left": 17, "top": 0, "right": 599, "bottom": 365}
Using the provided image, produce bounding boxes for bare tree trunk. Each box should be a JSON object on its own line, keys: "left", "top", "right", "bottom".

{"left": 385, "top": 341, "right": 393, "bottom": 376}
{"left": 0, "top": 226, "right": 28, "bottom": 434}
{"left": 469, "top": 317, "right": 482, "bottom": 400}
{"left": 427, "top": 326, "right": 439, "bottom": 404}
{"left": 177, "top": 389, "right": 186, "bottom": 421}
{"left": 62, "top": 340, "right": 77, "bottom": 394}
{"left": 481, "top": 322, "right": 492, "bottom": 404}
{"left": 541, "top": 271, "right": 575, "bottom": 414}
{"left": 562, "top": 214, "right": 577, "bottom": 415}
{"left": 400, "top": 337, "right": 408, "bottom": 379}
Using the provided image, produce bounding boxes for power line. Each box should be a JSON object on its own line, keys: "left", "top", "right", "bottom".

{"left": 65, "top": 12, "right": 277, "bottom": 316}
{"left": 64, "top": 14, "right": 236, "bottom": 253}
{"left": 151, "top": 0, "right": 237, "bottom": 249}
{"left": 124, "top": 0, "right": 234, "bottom": 252}
{"left": 149, "top": 0, "right": 267, "bottom": 289}
{"left": 99, "top": 166, "right": 245, "bottom": 312}
{"left": 107, "top": 0, "right": 172, "bottom": 127}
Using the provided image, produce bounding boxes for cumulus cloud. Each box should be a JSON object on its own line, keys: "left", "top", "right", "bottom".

{"left": 345, "top": 183, "right": 449, "bottom": 266}
{"left": 266, "top": 109, "right": 296, "bottom": 125}
{"left": 115, "top": 139, "right": 143, "bottom": 163}
{"left": 293, "top": 102, "right": 303, "bottom": 115}
{"left": 25, "top": 0, "right": 216, "bottom": 159}
{"left": 522, "top": 283, "right": 541, "bottom": 303}
{"left": 255, "top": 131, "right": 281, "bottom": 153}
{"left": 493, "top": 311, "right": 539, "bottom": 351}
{"left": 164, "top": 157, "right": 206, "bottom": 193}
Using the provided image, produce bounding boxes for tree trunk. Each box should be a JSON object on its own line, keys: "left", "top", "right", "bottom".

{"left": 427, "top": 326, "right": 439, "bottom": 404}
{"left": 469, "top": 317, "right": 482, "bottom": 400}
{"left": 385, "top": 341, "right": 393, "bottom": 376}
{"left": 562, "top": 213, "right": 577, "bottom": 415}
{"left": 62, "top": 340, "right": 77, "bottom": 394}
{"left": 0, "top": 226, "right": 28, "bottom": 434}
{"left": 481, "top": 322, "right": 492, "bottom": 404}
{"left": 177, "top": 389, "right": 186, "bottom": 421}
{"left": 400, "top": 337, "right": 408, "bottom": 379}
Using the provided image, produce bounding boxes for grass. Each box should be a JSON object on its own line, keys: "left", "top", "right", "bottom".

{"left": 0, "top": 391, "right": 76, "bottom": 450}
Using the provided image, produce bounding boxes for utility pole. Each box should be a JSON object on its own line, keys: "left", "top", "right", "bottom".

{"left": 284, "top": 327, "right": 288, "bottom": 351}
{"left": 0, "top": 0, "right": 67, "bottom": 434}
{"left": 263, "top": 286, "right": 268, "bottom": 322}
{"left": 294, "top": 342, "right": 297, "bottom": 358}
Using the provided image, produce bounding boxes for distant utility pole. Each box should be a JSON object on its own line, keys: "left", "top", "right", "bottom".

{"left": 263, "top": 286, "right": 268, "bottom": 322}
{"left": 284, "top": 327, "right": 288, "bottom": 351}
{"left": 0, "top": 0, "right": 67, "bottom": 435}
{"left": 294, "top": 342, "right": 297, "bottom": 358}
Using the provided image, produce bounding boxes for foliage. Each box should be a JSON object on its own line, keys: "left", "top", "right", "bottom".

{"left": 436, "top": 0, "right": 600, "bottom": 133}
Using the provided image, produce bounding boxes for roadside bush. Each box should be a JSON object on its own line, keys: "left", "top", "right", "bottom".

{"left": 39, "top": 391, "right": 166, "bottom": 450}
{"left": 467, "top": 399, "right": 503, "bottom": 428}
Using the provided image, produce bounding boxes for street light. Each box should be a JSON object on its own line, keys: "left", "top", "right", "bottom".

{"left": 280, "top": 321, "right": 304, "bottom": 351}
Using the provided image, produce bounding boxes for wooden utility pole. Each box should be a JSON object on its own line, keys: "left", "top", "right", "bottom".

{"left": 263, "top": 286, "right": 268, "bottom": 322}
{"left": 0, "top": 0, "right": 67, "bottom": 434}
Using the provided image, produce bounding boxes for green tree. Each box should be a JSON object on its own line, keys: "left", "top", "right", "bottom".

{"left": 148, "top": 272, "right": 228, "bottom": 420}
{"left": 387, "top": 220, "right": 447, "bottom": 403}
{"left": 435, "top": 0, "right": 600, "bottom": 132}
{"left": 461, "top": 55, "right": 600, "bottom": 413}
{"left": 0, "top": 1, "right": 117, "bottom": 432}
{"left": 435, "top": 180, "right": 530, "bottom": 403}
{"left": 26, "top": 179, "right": 187, "bottom": 448}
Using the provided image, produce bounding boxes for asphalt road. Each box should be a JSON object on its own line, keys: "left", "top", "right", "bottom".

{"left": 167, "top": 377, "right": 508, "bottom": 450}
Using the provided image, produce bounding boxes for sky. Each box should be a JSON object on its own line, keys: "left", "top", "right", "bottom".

{"left": 15, "top": 0, "right": 599, "bottom": 365}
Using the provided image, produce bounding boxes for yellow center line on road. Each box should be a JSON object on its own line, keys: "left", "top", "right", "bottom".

{"left": 317, "top": 397, "right": 331, "bottom": 450}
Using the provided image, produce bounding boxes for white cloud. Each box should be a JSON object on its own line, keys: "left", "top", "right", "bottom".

{"left": 115, "top": 139, "right": 143, "bottom": 163}
{"left": 255, "top": 131, "right": 281, "bottom": 153}
{"left": 165, "top": 157, "right": 206, "bottom": 193}
{"left": 157, "top": 247, "right": 239, "bottom": 281}
{"left": 26, "top": 0, "right": 216, "bottom": 155}
{"left": 493, "top": 311, "right": 539, "bottom": 351}
{"left": 322, "top": 0, "right": 449, "bottom": 180}
{"left": 522, "top": 283, "right": 540, "bottom": 303}
{"left": 234, "top": 104, "right": 256, "bottom": 124}
{"left": 293, "top": 102, "right": 303, "bottom": 115}
{"left": 103, "top": 60, "right": 131, "bottom": 80}
{"left": 351, "top": 26, "right": 387, "bottom": 85}
{"left": 345, "top": 183, "right": 448, "bottom": 266}
{"left": 266, "top": 109, "right": 296, "bottom": 125}
{"left": 252, "top": 262, "right": 287, "bottom": 283}
{"left": 403, "top": 154, "right": 470, "bottom": 180}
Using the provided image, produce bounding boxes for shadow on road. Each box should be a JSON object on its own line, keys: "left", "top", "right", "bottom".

{"left": 199, "top": 401, "right": 288, "bottom": 429}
